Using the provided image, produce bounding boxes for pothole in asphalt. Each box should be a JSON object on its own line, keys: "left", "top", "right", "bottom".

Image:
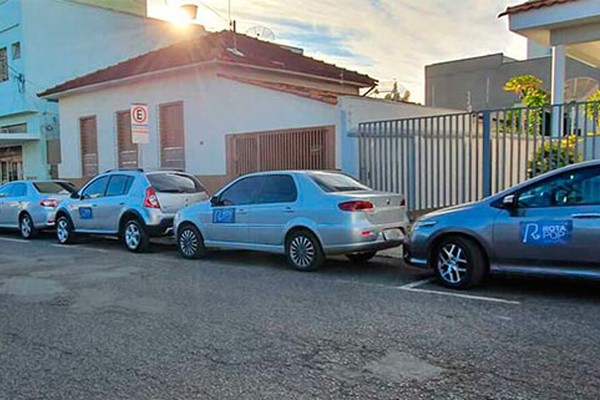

{"left": 365, "top": 351, "right": 445, "bottom": 383}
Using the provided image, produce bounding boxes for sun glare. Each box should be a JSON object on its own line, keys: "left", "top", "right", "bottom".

{"left": 166, "top": 7, "right": 193, "bottom": 26}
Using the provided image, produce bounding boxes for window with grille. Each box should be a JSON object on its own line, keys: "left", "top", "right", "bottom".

{"left": 159, "top": 101, "right": 185, "bottom": 170}
{"left": 116, "top": 110, "right": 138, "bottom": 168}
{"left": 79, "top": 116, "right": 98, "bottom": 177}
{"left": 0, "top": 48, "right": 8, "bottom": 82}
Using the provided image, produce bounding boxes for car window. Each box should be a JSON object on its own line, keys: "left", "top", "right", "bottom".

{"left": 81, "top": 176, "right": 109, "bottom": 199}
{"left": 219, "top": 176, "right": 262, "bottom": 206}
{"left": 147, "top": 173, "right": 206, "bottom": 194}
{"left": 10, "top": 183, "right": 27, "bottom": 197}
{"left": 0, "top": 184, "right": 13, "bottom": 198}
{"left": 518, "top": 167, "right": 600, "bottom": 208}
{"left": 256, "top": 175, "right": 297, "bottom": 204}
{"left": 34, "top": 181, "right": 76, "bottom": 195}
{"left": 308, "top": 172, "right": 370, "bottom": 192}
{"left": 106, "top": 175, "right": 134, "bottom": 197}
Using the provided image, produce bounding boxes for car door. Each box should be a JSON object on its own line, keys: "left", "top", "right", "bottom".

{"left": 90, "top": 175, "right": 134, "bottom": 233}
{"left": 205, "top": 176, "right": 261, "bottom": 243}
{"left": 3, "top": 183, "right": 27, "bottom": 228}
{"left": 493, "top": 166, "right": 600, "bottom": 270}
{"left": 74, "top": 176, "right": 110, "bottom": 231}
{"left": 0, "top": 184, "right": 14, "bottom": 226}
{"left": 247, "top": 174, "right": 300, "bottom": 246}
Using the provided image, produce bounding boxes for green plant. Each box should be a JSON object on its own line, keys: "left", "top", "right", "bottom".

{"left": 586, "top": 90, "right": 600, "bottom": 129}
{"left": 528, "top": 135, "right": 582, "bottom": 177}
{"left": 503, "top": 75, "right": 550, "bottom": 136}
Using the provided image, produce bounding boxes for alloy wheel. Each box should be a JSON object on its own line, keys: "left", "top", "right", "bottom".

{"left": 57, "top": 218, "right": 69, "bottom": 243}
{"left": 437, "top": 243, "right": 468, "bottom": 285}
{"left": 290, "top": 235, "right": 315, "bottom": 268}
{"left": 179, "top": 228, "right": 199, "bottom": 258}
{"left": 20, "top": 215, "right": 32, "bottom": 238}
{"left": 125, "top": 222, "right": 141, "bottom": 250}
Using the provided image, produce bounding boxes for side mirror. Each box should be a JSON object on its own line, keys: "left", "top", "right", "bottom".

{"left": 502, "top": 194, "right": 517, "bottom": 209}
{"left": 210, "top": 196, "right": 221, "bottom": 206}
{"left": 70, "top": 192, "right": 80, "bottom": 199}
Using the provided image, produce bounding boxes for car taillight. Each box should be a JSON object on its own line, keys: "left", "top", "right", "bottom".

{"left": 338, "top": 200, "right": 374, "bottom": 212}
{"left": 143, "top": 187, "right": 161, "bottom": 209}
{"left": 40, "top": 198, "right": 59, "bottom": 208}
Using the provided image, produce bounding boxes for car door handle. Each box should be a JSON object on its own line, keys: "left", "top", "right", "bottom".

{"left": 571, "top": 213, "right": 600, "bottom": 219}
{"left": 237, "top": 208, "right": 248, "bottom": 215}
{"left": 284, "top": 207, "right": 295, "bottom": 213}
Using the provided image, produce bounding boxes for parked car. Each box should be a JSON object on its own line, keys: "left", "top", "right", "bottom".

{"left": 54, "top": 169, "right": 209, "bottom": 252}
{"left": 174, "top": 170, "right": 409, "bottom": 271}
{"left": 0, "top": 180, "right": 77, "bottom": 239}
{"left": 404, "top": 160, "right": 600, "bottom": 289}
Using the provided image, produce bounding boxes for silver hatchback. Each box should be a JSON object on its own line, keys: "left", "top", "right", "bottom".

{"left": 55, "top": 169, "right": 208, "bottom": 252}
{"left": 0, "top": 180, "right": 77, "bottom": 239}
{"left": 174, "top": 171, "right": 409, "bottom": 270}
{"left": 405, "top": 160, "right": 600, "bottom": 289}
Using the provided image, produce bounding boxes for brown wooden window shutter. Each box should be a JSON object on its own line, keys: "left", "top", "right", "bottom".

{"left": 116, "top": 110, "right": 138, "bottom": 168}
{"left": 159, "top": 101, "right": 185, "bottom": 170}
{"left": 79, "top": 116, "right": 98, "bottom": 177}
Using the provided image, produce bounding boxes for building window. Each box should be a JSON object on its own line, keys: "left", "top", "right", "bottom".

{"left": 11, "top": 42, "right": 20, "bottom": 60}
{"left": 116, "top": 110, "right": 138, "bottom": 168}
{"left": 159, "top": 101, "right": 185, "bottom": 170}
{"left": 0, "top": 123, "right": 27, "bottom": 134}
{"left": 79, "top": 116, "right": 98, "bottom": 177}
{"left": 0, "top": 48, "right": 8, "bottom": 82}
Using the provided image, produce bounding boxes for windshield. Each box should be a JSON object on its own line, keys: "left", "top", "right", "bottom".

{"left": 308, "top": 172, "right": 371, "bottom": 193}
{"left": 33, "top": 181, "right": 76, "bottom": 195}
{"left": 147, "top": 173, "right": 206, "bottom": 194}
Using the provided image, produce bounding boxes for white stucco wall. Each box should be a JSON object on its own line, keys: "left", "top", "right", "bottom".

{"left": 337, "top": 96, "right": 459, "bottom": 177}
{"left": 58, "top": 67, "right": 338, "bottom": 179}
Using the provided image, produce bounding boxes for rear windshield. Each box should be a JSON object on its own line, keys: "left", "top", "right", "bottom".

{"left": 308, "top": 173, "right": 370, "bottom": 192}
{"left": 147, "top": 173, "right": 206, "bottom": 194}
{"left": 33, "top": 181, "right": 76, "bottom": 195}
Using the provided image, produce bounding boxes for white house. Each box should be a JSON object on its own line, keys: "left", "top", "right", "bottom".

{"left": 0, "top": 0, "right": 204, "bottom": 182}
{"left": 41, "top": 30, "right": 454, "bottom": 193}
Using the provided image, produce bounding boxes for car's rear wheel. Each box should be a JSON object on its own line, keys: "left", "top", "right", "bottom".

{"left": 286, "top": 229, "right": 324, "bottom": 272}
{"left": 177, "top": 223, "right": 206, "bottom": 259}
{"left": 19, "top": 213, "right": 37, "bottom": 239}
{"left": 346, "top": 251, "right": 377, "bottom": 264}
{"left": 433, "top": 236, "right": 486, "bottom": 289}
{"left": 56, "top": 215, "right": 76, "bottom": 244}
{"left": 123, "top": 219, "right": 150, "bottom": 253}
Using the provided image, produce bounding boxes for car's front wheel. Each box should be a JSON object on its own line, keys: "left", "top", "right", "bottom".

{"left": 19, "top": 213, "right": 37, "bottom": 239}
{"left": 123, "top": 219, "right": 150, "bottom": 253}
{"left": 433, "top": 236, "right": 486, "bottom": 289}
{"left": 286, "top": 229, "right": 324, "bottom": 272}
{"left": 177, "top": 223, "right": 206, "bottom": 259}
{"left": 56, "top": 215, "right": 76, "bottom": 244}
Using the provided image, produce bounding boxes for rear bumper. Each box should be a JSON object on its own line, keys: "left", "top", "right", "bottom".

{"left": 321, "top": 224, "right": 408, "bottom": 255}
{"left": 324, "top": 239, "right": 402, "bottom": 255}
{"left": 145, "top": 217, "right": 174, "bottom": 237}
{"left": 33, "top": 208, "right": 58, "bottom": 229}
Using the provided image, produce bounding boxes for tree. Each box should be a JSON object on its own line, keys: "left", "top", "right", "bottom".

{"left": 503, "top": 75, "right": 549, "bottom": 107}
{"left": 586, "top": 90, "right": 600, "bottom": 130}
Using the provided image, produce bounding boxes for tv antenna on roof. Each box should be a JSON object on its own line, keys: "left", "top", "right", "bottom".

{"left": 246, "top": 26, "right": 275, "bottom": 41}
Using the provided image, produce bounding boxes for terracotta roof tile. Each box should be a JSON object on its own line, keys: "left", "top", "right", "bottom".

{"left": 499, "top": 0, "right": 578, "bottom": 17}
{"left": 39, "top": 31, "right": 376, "bottom": 97}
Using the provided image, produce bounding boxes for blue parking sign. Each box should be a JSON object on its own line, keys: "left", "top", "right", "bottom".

{"left": 520, "top": 220, "right": 572, "bottom": 245}
{"left": 79, "top": 207, "right": 93, "bottom": 220}
{"left": 212, "top": 208, "right": 235, "bottom": 224}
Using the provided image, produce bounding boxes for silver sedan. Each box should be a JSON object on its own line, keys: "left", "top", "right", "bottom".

{"left": 174, "top": 171, "right": 409, "bottom": 271}
{"left": 0, "top": 180, "right": 77, "bottom": 239}
{"left": 405, "top": 160, "right": 600, "bottom": 289}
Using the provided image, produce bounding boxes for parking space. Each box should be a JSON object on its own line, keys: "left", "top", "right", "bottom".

{"left": 2, "top": 231, "right": 600, "bottom": 399}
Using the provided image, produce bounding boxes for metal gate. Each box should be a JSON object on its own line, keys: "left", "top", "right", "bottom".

{"left": 227, "top": 126, "right": 335, "bottom": 178}
{"left": 358, "top": 101, "right": 600, "bottom": 212}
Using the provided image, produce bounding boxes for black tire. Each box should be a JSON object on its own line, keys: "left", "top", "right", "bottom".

{"left": 19, "top": 213, "right": 37, "bottom": 240}
{"left": 56, "top": 215, "right": 76, "bottom": 244}
{"left": 285, "top": 229, "right": 324, "bottom": 272}
{"left": 346, "top": 251, "right": 377, "bottom": 264}
{"left": 433, "top": 236, "right": 487, "bottom": 290}
{"left": 122, "top": 219, "right": 150, "bottom": 253}
{"left": 177, "top": 223, "right": 207, "bottom": 260}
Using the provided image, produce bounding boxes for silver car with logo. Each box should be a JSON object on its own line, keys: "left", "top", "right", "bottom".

{"left": 405, "top": 160, "right": 600, "bottom": 289}
{"left": 0, "top": 180, "right": 77, "bottom": 239}
{"left": 55, "top": 169, "right": 208, "bottom": 252}
{"left": 174, "top": 171, "right": 409, "bottom": 271}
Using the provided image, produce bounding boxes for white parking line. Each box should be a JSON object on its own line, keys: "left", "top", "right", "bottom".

{"left": 0, "top": 237, "right": 30, "bottom": 244}
{"left": 51, "top": 244, "right": 111, "bottom": 253}
{"left": 398, "top": 278, "right": 435, "bottom": 289}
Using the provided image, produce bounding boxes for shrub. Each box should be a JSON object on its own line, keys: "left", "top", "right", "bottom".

{"left": 528, "top": 135, "right": 581, "bottom": 178}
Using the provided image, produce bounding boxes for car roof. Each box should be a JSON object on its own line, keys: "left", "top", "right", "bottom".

{"left": 236, "top": 170, "right": 345, "bottom": 178}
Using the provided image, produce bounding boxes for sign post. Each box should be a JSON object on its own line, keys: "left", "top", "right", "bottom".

{"left": 131, "top": 103, "right": 149, "bottom": 168}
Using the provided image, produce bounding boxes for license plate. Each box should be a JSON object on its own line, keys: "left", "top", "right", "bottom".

{"left": 383, "top": 228, "right": 404, "bottom": 241}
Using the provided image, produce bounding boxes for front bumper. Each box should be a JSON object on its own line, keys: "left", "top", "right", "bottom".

{"left": 402, "top": 240, "right": 429, "bottom": 268}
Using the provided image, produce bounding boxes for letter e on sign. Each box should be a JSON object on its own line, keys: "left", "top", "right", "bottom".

{"left": 131, "top": 103, "right": 149, "bottom": 144}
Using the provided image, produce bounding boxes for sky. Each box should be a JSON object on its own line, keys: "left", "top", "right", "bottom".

{"left": 147, "top": 0, "right": 527, "bottom": 103}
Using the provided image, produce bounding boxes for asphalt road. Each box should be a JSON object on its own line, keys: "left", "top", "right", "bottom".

{"left": 1, "top": 232, "right": 600, "bottom": 399}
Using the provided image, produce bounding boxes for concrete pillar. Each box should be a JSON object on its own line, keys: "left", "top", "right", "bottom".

{"left": 551, "top": 45, "right": 566, "bottom": 137}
